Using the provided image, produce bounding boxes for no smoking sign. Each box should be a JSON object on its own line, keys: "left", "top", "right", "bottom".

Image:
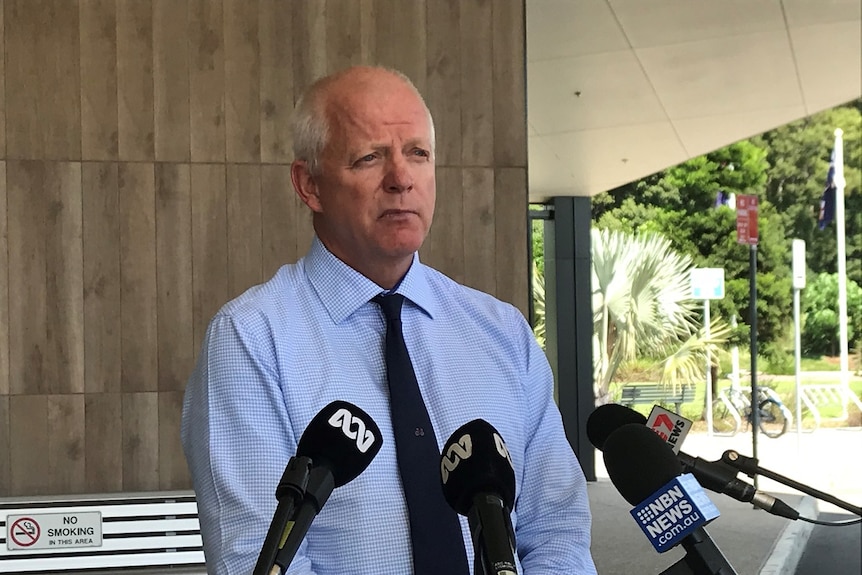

{"left": 10, "top": 517, "right": 40, "bottom": 547}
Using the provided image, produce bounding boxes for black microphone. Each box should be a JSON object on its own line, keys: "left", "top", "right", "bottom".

{"left": 440, "top": 419, "right": 518, "bottom": 575}
{"left": 586, "top": 404, "right": 798, "bottom": 520}
{"left": 603, "top": 423, "right": 738, "bottom": 575}
{"left": 255, "top": 400, "right": 383, "bottom": 575}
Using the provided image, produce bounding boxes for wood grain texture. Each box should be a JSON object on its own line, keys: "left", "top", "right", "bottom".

{"left": 154, "top": 0, "right": 191, "bottom": 162}
{"left": 462, "top": 168, "right": 496, "bottom": 294}
{"left": 261, "top": 165, "right": 298, "bottom": 278}
{"left": 85, "top": 393, "right": 123, "bottom": 492}
{"left": 47, "top": 394, "right": 86, "bottom": 494}
{"left": 83, "top": 163, "right": 122, "bottom": 393}
{"left": 0, "top": 397, "right": 8, "bottom": 495}
{"left": 421, "top": 167, "right": 465, "bottom": 284}
{"left": 117, "top": 0, "right": 154, "bottom": 161}
{"left": 7, "top": 162, "right": 50, "bottom": 395}
{"left": 225, "top": 0, "right": 261, "bottom": 163}
{"left": 80, "top": 0, "right": 119, "bottom": 161}
{"left": 191, "top": 164, "right": 228, "bottom": 352}
{"left": 325, "top": 0, "right": 362, "bottom": 70}
{"left": 45, "top": 162, "right": 84, "bottom": 394}
{"left": 119, "top": 163, "right": 158, "bottom": 392}
{"left": 4, "top": 0, "right": 81, "bottom": 160}
{"left": 190, "top": 0, "right": 226, "bottom": 162}
{"left": 122, "top": 392, "right": 159, "bottom": 491}
{"left": 292, "top": 0, "right": 327, "bottom": 96}
{"left": 425, "top": 0, "right": 462, "bottom": 167}
{"left": 495, "top": 168, "right": 528, "bottom": 314}
{"left": 259, "top": 0, "right": 294, "bottom": 164}
{"left": 0, "top": 1, "right": 4, "bottom": 158}
{"left": 372, "top": 0, "right": 427, "bottom": 92}
{"left": 0, "top": 162, "right": 7, "bottom": 397}
{"left": 159, "top": 390, "right": 189, "bottom": 489}
{"left": 492, "top": 0, "right": 526, "bottom": 167}
{"left": 227, "top": 164, "right": 262, "bottom": 298}
{"left": 156, "top": 164, "right": 194, "bottom": 392}
{"left": 460, "top": 0, "right": 494, "bottom": 167}
{"left": 9, "top": 395, "right": 49, "bottom": 495}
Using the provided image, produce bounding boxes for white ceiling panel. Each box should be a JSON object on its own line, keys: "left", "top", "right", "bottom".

{"left": 527, "top": 0, "right": 628, "bottom": 61}
{"left": 782, "top": 0, "right": 862, "bottom": 28}
{"left": 527, "top": 50, "right": 668, "bottom": 134}
{"left": 609, "top": 0, "right": 785, "bottom": 48}
{"left": 790, "top": 21, "right": 862, "bottom": 113}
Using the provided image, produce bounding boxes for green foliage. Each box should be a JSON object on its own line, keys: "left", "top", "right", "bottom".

{"left": 801, "top": 272, "right": 862, "bottom": 355}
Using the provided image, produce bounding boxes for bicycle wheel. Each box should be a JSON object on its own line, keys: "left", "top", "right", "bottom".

{"left": 712, "top": 398, "right": 740, "bottom": 436}
{"left": 757, "top": 398, "right": 789, "bottom": 438}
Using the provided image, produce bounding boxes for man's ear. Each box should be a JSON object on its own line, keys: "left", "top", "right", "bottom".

{"left": 291, "top": 160, "right": 323, "bottom": 213}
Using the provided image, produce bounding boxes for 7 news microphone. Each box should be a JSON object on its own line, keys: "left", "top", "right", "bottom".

{"left": 440, "top": 419, "right": 519, "bottom": 575}
{"left": 586, "top": 403, "right": 798, "bottom": 520}
{"left": 603, "top": 422, "right": 738, "bottom": 575}
{"left": 253, "top": 400, "right": 383, "bottom": 575}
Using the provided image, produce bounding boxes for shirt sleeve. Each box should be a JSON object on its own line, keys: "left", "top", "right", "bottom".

{"left": 180, "top": 313, "right": 319, "bottom": 575}
{"left": 509, "top": 310, "right": 599, "bottom": 575}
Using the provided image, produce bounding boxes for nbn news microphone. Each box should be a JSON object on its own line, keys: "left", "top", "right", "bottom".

{"left": 254, "top": 400, "right": 382, "bottom": 575}
{"left": 440, "top": 419, "right": 518, "bottom": 575}
{"left": 586, "top": 403, "right": 798, "bottom": 520}
{"left": 603, "top": 422, "right": 738, "bottom": 575}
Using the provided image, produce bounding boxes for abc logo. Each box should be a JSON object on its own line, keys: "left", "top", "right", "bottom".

{"left": 440, "top": 434, "right": 473, "bottom": 484}
{"left": 327, "top": 408, "right": 376, "bottom": 453}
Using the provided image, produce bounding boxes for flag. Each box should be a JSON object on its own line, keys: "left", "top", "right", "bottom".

{"left": 818, "top": 151, "right": 836, "bottom": 230}
{"left": 714, "top": 190, "right": 730, "bottom": 208}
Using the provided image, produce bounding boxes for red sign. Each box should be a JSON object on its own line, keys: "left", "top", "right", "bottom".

{"left": 736, "top": 194, "right": 758, "bottom": 245}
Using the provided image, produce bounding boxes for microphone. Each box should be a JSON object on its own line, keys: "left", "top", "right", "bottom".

{"left": 586, "top": 404, "right": 798, "bottom": 520}
{"left": 603, "top": 423, "right": 737, "bottom": 574}
{"left": 440, "top": 419, "right": 518, "bottom": 575}
{"left": 254, "top": 401, "right": 383, "bottom": 575}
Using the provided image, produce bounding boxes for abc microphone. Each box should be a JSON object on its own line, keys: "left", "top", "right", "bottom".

{"left": 603, "top": 423, "right": 738, "bottom": 575}
{"left": 440, "top": 419, "right": 518, "bottom": 575}
{"left": 254, "top": 400, "right": 382, "bottom": 575}
{"left": 586, "top": 404, "right": 798, "bottom": 520}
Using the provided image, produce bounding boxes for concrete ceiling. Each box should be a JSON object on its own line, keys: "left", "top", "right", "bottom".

{"left": 526, "top": 0, "right": 862, "bottom": 201}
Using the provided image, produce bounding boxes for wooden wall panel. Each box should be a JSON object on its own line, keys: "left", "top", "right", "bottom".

{"left": 156, "top": 164, "right": 194, "bottom": 392}
{"left": 119, "top": 163, "right": 158, "bottom": 392}
{"left": 422, "top": 167, "right": 465, "bottom": 284}
{"left": 292, "top": 0, "right": 327, "bottom": 95}
{"left": 462, "top": 168, "right": 496, "bottom": 294}
{"left": 460, "top": 0, "right": 494, "bottom": 167}
{"left": 190, "top": 0, "right": 226, "bottom": 162}
{"left": 426, "top": 0, "right": 462, "bottom": 167}
{"left": 227, "top": 164, "right": 262, "bottom": 298}
{"left": 85, "top": 393, "right": 123, "bottom": 492}
{"left": 493, "top": 0, "right": 527, "bottom": 167}
{"left": 5, "top": 0, "right": 81, "bottom": 160}
{"left": 159, "top": 390, "right": 189, "bottom": 489}
{"left": 261, "top": 165, "right": 298, "bottom": 280}
{"left": 191, "top": 164, "right": 228, "bottom": 352}
{"left": 0, "top": 1, "right": 6, "bottom": 158}
{"left": 122, "top": 392, "right": 159, "bottom": 491}
{"left": 83, "top": 163, "right": 122, "bottom": 393}
{"left": 9, "top": 395, "right": 49, "bottom": 495}
{"left": 45, "top": 162, "right": 84, "bottom": 395}
{"left": 47, "top": 395, "right": 86, "bottom": 494}
{"left": 259, "top": 0, "right": 294, "bottom": 164}
{"left": 225, "top": 0, "right": 261, "bottom": 163}
{"left": 154, "top": 0, "right": 191, "bottom": 162}
{"left": 495, "top": 168, "right": 528, "bottom": 317}
{"left": 7, "top": 162, "right": 49, "bottom": 395}
{"left": 117, "top": 0, "right": 155, "bottom": 161}
{"left": 80, "top": 0, "right": 119, "bottom": 161}
{"left": 0, "top": 397, "right": 8, "bottom": 495}
{"left": 373, "top": 0, "right": 427, "bottom": 92}
{"left": 326, "top": 0, "right": 362, "bottom": 70}
{"left": 0, "top": 162, "right": 6, "bottom": 397}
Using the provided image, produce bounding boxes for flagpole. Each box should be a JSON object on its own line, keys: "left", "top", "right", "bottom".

{"left": 833, "top": 128, "right": 849, "bottom": 392}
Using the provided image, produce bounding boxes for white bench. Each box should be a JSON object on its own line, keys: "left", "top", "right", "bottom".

{"left": 0, "top": 491, "right": 206, "bottom": 573}
{"left": 799, "top": 383, "right": 862, "bottom": 430}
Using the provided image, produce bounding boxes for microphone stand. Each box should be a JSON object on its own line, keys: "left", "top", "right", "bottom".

{"left": 660, "top": 527, "right": 739, "bottom": 575}
{"left": 721, "top": 450, "right": 862, "bottom": 516}
{"left": 253, "top": 456, "right": 313, "bottom": 575}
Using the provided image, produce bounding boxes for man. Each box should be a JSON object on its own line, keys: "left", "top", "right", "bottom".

{"left": 181, "top": 65, "right": 597, "bottom": 575}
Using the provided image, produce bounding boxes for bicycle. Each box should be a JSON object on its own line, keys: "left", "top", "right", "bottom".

{"left": 711, "top": 385, "right": 792, "bottom": 438}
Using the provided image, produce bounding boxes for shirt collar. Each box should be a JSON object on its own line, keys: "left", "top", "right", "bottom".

{"left": 304, "top": 236, "right": 437, "bottom": 324}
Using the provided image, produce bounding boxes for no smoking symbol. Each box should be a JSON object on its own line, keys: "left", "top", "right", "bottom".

{"left": 11, "top": 517, "right": 40, "bottom": 547}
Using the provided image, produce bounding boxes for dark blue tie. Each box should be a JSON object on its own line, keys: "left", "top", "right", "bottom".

{"left": 373, "top": 294, "right": 470, "bottom": 574}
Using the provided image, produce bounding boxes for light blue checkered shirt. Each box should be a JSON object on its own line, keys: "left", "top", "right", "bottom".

{"left": 181, "top": 236, "right": 597, "bottom": 575}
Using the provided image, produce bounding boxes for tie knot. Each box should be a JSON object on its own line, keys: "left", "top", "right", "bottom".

{"left": 373, "top": 293, "right": 405, "bottom": 321}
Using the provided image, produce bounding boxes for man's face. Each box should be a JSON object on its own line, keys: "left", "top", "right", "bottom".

{"left": 296, "top": 72, "right": 436, "bottom": 281}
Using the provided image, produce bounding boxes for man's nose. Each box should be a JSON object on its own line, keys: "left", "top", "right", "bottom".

{"left": 383, "top": 154, "right": 414, "bottom": 193}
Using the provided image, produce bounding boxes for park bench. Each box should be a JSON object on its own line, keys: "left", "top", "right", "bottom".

{"left": 0, "top": 490, "right": 205, "bottom": 573}
{"left": 618, "top": 383, "right": 695, "bottom": 414}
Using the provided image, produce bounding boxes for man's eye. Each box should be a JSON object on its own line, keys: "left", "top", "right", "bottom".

{"left": 412, "top": 149, "right": 430, "bottom": 158}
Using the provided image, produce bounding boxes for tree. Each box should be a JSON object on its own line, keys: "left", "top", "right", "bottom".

{"left": 802, "top": 272, "right": 862, "bottom": 356}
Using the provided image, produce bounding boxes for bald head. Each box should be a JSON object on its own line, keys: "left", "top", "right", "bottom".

{"left": 291, "top": 66, "right": 435, "bottom": 175}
